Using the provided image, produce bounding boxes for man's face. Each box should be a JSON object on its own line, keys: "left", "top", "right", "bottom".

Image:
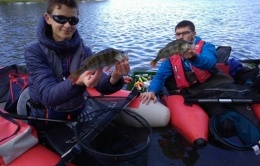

{"left": 45, "top": 4, "right": 78, "bottom": 42}
{"left": 175, "top": 26, "right": 196, "bottom": 42}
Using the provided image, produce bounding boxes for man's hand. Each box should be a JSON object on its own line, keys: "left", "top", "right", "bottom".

{"left": 110, "top": 59, "right": 130, "bottom": 84}
{"left": 75, "top": 68, "right": 103, "bottom": 87}
{"left": 181, "top": 48, "right": 196, "bottom": 61}
{"left": 140, "top": 92, "right": 157, "bottom": 105}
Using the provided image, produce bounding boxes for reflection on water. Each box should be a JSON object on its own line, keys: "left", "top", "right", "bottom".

{"left": 151, "top": 127, "right": 260, "bottom": 166}
{"left": 158, "top": 129, "right": 200, "bottom": 164}
{"left": 0, "top": 0, "right": 260, "bottom": 72}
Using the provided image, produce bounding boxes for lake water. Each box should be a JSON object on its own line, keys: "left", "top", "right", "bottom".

{"left": 0, "top": 0, "right": 260, "bottom": 72}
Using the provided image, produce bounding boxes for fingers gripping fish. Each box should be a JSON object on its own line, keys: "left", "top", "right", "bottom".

{"left": 150, "top": 39, "right": 192, "bottom": 67}
{"left": 68, "top": 48, "right": 127, "bottom": 83}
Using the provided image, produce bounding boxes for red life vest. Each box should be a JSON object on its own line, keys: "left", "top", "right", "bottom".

{"left": 169, "top": 40, "right": 211, "bottom": 88}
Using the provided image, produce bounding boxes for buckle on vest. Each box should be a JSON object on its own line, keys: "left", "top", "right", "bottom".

{"left": 28, "top": 99, "right": 45, "bottom": 109}
{"left": 252, "top": 140, "right": 260, "bottom": 155}
{"left": 189, "top": 80, "right": 200, "bottom": 87}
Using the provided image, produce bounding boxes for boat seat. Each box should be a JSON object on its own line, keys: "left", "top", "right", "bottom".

{"left": 216, "top": 46, "right": 231, "bottom": 63}
{"left": 216, "top": 46, "right": 232, "bottom": 75}
{"left": 17, "top": 87, "right": 31, "bottom": 123}
{"left": 15, "top": 87, "right": 76, "bottom": 166}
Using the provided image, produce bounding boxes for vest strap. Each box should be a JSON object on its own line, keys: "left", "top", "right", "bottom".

{"left": 170, "top": 39, "right": 211, "bottom": 88}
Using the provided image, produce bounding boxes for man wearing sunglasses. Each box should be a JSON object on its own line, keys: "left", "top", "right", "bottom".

{"left": 24, "top": 0, "right": 129, "bottom": 162}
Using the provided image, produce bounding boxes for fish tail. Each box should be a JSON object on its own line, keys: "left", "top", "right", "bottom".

{"left": 68, "top": 70, "right": 81, "bottom": 83}
{"left": 150, "top": 59, "right": 157, "bottom": 67}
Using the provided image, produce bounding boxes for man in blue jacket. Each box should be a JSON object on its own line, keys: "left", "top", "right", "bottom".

{"left": 140, "top": 20, "right": 234, "bottom": 148}
{"left": 24, "top": 0, "right": 129, "bottom": 128}
{"left": 141, "top": 20, "right": 234, "bottom": 104}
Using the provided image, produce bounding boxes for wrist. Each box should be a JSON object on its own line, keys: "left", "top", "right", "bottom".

{"left": 187, "top": 54, "right": 197, "bottom": 61}
{"left": 74, "top": 80, "right": 85, "bottom": 87}
{"left": 72, "top": 79, "right": 85, "bottom": 88}
{"left": 110, "top": 76, "right": 120, "bottom": 84}
{"left": 149, "top": 91, "right": 155, "bottom": 95}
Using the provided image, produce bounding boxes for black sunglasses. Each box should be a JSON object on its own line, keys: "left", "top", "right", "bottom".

{"left": 49, "top": 14, "right": 79, "bottom": 25}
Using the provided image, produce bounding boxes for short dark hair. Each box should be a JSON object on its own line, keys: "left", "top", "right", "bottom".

{"left": 47, "top": 0, "right": 79, "bottom": 15}
{"left": 175, "top": 20, "right": 195, "bottom": 32}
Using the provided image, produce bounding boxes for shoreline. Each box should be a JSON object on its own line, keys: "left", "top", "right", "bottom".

{"left": 0, "top": 0, "right": 44, "bottom": 3}
{"left": 0, "top": 0, "right": 101, "bottom": 3}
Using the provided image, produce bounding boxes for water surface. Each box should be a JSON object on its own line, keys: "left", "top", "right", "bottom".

{"left": 0, "top": 0, "right": 260, "bottom": 72}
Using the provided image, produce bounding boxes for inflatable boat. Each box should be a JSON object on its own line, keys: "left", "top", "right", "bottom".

{"left": 123, "top": 56, "right": 260, "bottom": 148}
{"left": 1, "top": 81, "right": 169, "bottom": 166}
{"left": 2, "top": 50, "right": 260, "bottom": 165}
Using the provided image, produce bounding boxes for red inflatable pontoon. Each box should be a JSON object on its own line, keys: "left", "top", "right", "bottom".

{"left": 86, "top": 87, "right": 171, "bottom": 127}
{"left": 163, "top": 95, "right": 209, "bottom": 148}
{"left": 8, "top": 144, "right": 75, "bottom": 166}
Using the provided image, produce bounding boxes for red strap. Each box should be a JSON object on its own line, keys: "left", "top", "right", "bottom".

{"left": 194, "top": 40, "right": 205, "bottom": 54}
{"left": 169, "top": 39, "right": 211, "bottom": 87}
{"left": 8, "top": 73, "right": 29, "bottom": 102}
{"left": 170, "top": 56, "right": 190, "bottom": 88}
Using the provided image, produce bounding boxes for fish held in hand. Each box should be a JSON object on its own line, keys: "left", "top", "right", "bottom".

{"left": 150, "top": 39, "right": 192, "bottom": 67}
{"left": 68, "top": 48, "right": 127, "bottom": 83}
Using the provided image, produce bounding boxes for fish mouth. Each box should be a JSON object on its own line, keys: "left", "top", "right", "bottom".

{"left": 124, "top": 52, "right": 129, "bottom": 60}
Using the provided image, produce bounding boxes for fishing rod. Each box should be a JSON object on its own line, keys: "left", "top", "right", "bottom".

{"left": 7, "top": 113, "right": 69, "bottom": 123}
{"left": 184, "top": 98, "right": 260, "bottom": 104}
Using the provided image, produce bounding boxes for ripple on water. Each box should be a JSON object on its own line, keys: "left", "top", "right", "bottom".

{"left": 0, "top": 0, "right": 260, "bottom": 70}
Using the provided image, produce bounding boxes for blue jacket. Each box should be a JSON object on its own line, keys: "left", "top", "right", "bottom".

{"left": 149, "top": 36, "right": 217, "bottom": 94}
{"left": 24, "top": 17, "right": 124, "bottom": 115}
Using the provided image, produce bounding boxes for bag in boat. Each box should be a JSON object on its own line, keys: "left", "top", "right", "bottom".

{"left": 227, "top": 58, "right": 259, "bottom": 84}
{"left": 5, "top": 72, "right": 29, "bottom": 113}
{"left": 0, "top": 64, "right": 28, "bottom": 113}
{"left": 251, "top": 75, "right": 260, "bottom": 93}
{"left": 0, "top": 109, "right": 38, "bottom": 165}
{"left": 216, "top": 46, "right": 259, "bottom": 84}
{"left": 209, "top": 110, "right": 260, "bottom": 155}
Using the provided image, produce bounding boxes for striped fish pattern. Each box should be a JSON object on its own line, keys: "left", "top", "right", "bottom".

{"left": 68, "top": 48, "right": 127, "bottom": 83}
{"left": 150, "top": 39, "right": 192, "bottom": 67}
